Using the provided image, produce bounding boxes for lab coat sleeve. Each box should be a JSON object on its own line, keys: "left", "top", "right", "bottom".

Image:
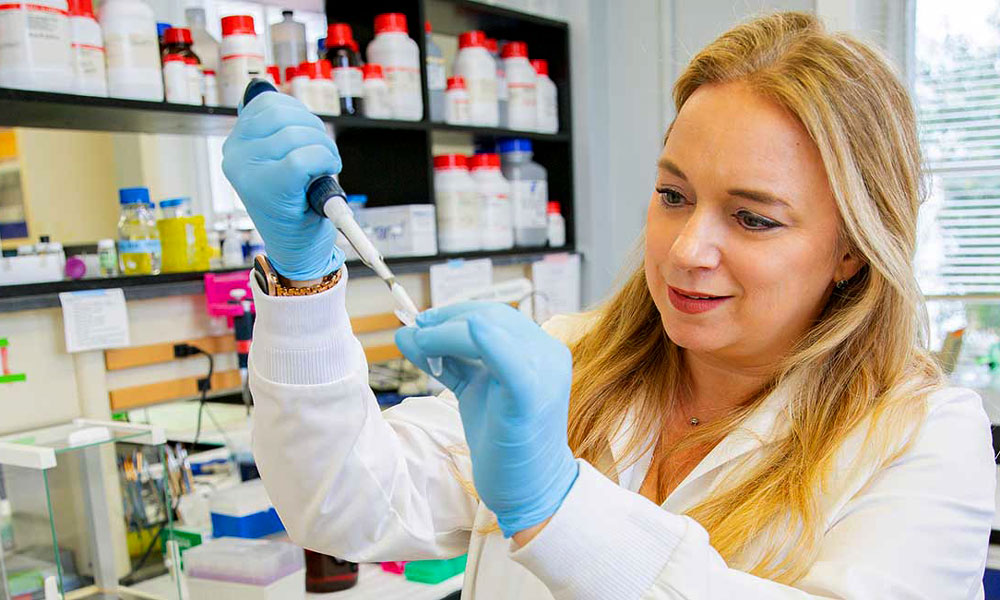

{"left": 248, "top": 270, "right": 478, "bottom": 562}
{"left": 510, "top": 388, "right": 996, "bottom": 600}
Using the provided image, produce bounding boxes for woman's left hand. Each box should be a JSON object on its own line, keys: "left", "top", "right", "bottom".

{"left": 395, "top": 302, "right": 579, "bottom": 538}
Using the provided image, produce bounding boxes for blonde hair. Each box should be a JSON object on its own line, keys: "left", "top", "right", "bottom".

{"left": 568, "top": 12, "right": 942, "bottom": 583}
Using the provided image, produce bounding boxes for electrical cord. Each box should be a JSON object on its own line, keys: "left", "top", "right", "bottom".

{"left": 173, "top": 343, "right": 214, "bottom": 445}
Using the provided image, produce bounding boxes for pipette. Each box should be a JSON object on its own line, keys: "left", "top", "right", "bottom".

{"left": 240, "top": 79, "right": 444, "bottom": 377}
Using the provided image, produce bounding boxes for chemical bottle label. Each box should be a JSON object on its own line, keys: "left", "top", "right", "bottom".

{"left": 220, "top": 53, "right": 265, "bottom": 106}
{"left": 437, "top": 189, "right": 480, "bottom": 238}
{"left": 512, "top": 180, "right": 548, "bottom": 229}
{"left": 333, "top": 66, "right": 363, "bottom": 98}
{"left": 426, "top": 56, "right": 446, "bottom": 91}
{"left": 385, "top": 66, "right": 421, "bottom": 117}
{"left": 163, "top": 60, "right": 189, "bottom": 103}
{"left": 364, "top": 82, "right": 392, "bottom": 118}
{"left": 186, "top": 64, "right": 202, "bottom": 105}
{"left": 507, "top": 82, "right": 537, "bottom": 129}
{"left": 119, "top": 239, "right": 161, "bottom": 275}
{"left": 0, "top": 4, "right": 71, "bottom": 70}
{"left": 72, "top": 42, "right": 106, "bottom": 79}
{"left": 481, "top": 192, "right": 513, "bottom": 248}
{"left": 105, "top": 31, "right": 159, "bottom": 70}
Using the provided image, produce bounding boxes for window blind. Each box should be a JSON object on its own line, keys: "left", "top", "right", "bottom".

{"left": 914, "top": 10, "right": 1000, "bottom": 296}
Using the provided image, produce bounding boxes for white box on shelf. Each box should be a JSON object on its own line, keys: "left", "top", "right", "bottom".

{"left": 359, "top": 205, "right": 437, "bottom": 258}
{"left": 0, "top": 252, "right": 66, "bottom": 285}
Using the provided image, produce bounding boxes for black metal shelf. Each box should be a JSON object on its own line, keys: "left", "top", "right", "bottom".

{"left": 0, "top": 246, "right": 577, "bottom": 313}
{"left": 430, "top": 122, "right": 570, "bottom": 141}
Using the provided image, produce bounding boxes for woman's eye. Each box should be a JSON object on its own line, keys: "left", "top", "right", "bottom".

{"left": 658, "top": 189, "right": 687, "bottom": 207}
{"left": 734, "top": 209, "right": 782, "bottom": 231}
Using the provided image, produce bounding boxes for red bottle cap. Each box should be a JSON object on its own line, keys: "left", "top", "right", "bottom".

{"left": 284, "top": 66, "right": 298, "bottom": 82}
{"left": 348, "top": 40, "right": 359, "bottom": 53}
{"left": 267, "top": 65, "right": 281, "bottom": 84}
{"left": 547, "top": 201, "right": 561, "bottom": 214}
{"left": 501, "top": 41, "right": 528, "bottom": 59}
{"left": 446, "top": 76, "right": 466, "bottom": 90}
{"left": 164, "top": 27, "right": 193, "bottom": 45}
{"left": 326, "top": 23, "right": 355, "bottom": 48}
{"left": 530, "top": 59, "right": 548, "bottom": 76}
{"left": 362, "top": 63, "right": 384, "bottom": 79}
{"left": 434, "top": 154, "right": 468, "bottom": 170}
{"left": 301, "top": 61, "right": 323, "bottom": 80}
{"left": 67, "top": 0, "right": 94, "bottom": 18}
{"left": 184, "top": 56, "right": 198, "bottom": 65}
{"left": 163, "top": 53, "right": 185, "bottom": 63}
{"left": 458, "top": 30, "right": 487, "bottom": 49}
{"left": 221, "top": 15, "right": 255, "bottom": 36}
{"left": 468, "top": 153, "right": 500, "bottom": 170}
{"left": 425, "top": 20, "right": 432, "bottom": 34}
{"left": 374, "top": 13, "right": 408, "bottom": 34}
{"left": 319, "top": 59, "right": 333, "bottom": 79}
{"left": 203, "top": 69, "right": 215, "bottom": 75}
{"left": 486, "top": 38, "right": 498, "bottom": 54}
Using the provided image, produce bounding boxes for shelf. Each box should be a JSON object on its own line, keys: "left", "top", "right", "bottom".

{"left": 431, "top": 122, "right": 570, "bottom": 141}
{"left": 0, "top": 247, "right": 577, "bottom": 313}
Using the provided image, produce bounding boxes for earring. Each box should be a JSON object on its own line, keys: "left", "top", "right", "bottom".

{"left": 835, "top": 279, "right": 848, "bottom": 290}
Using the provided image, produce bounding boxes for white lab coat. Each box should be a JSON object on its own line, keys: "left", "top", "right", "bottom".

{"left": 249, "top": 269, "right": 996, "bottom": 599}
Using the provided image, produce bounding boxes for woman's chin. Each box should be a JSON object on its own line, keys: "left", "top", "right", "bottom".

{"left": 662, "top": 317, "right": 731, "bottom": 354}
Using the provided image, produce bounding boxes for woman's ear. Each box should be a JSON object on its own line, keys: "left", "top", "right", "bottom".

{"left": 833, "top": 249, "right": 864, "bottom": 285}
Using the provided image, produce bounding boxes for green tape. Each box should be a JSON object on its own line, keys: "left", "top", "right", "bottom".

{"left": 0, "top": 338, "right": 8, "bottom": 347}
{"left": 0, "top": 374, "right": 26, "bottom": 383}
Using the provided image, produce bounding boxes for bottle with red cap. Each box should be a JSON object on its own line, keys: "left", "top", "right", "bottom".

{"left": 270, "top": 9, "right": 306, "bottom": 73}
{"left": 366, "top": 13, "right": 422, "bottom": 121}
{"left": 162, "top": 53, "right": 190, "bottom": 103}
{"left": 297, "top": 61, "right": 338, "bottom": 115}
{"left": 287, "top": 63, "right": 309, "bottom": 103}
{"left": 531, "top": 59, "right": 558, "bottom": 133}
{"left": 99, "top": 0, "right": 162, "bottom": 100}
{"left": 324, "top": 23, "right": 364, "bottom": 116}
{"left": 162, "top": 28, "right": 201, "bottom": 105}
{"left": 470, "top": 153, "right": 514, "bottom": 250}
{"left": 454, "top": 30, "right": 498, "bottom": 127}
{"left": 546, "top": 201, "right": 565, "bottom": 247}
{"left": 68, "top": 0, "right": 108, "bottom": 96}
{"left": 444, "top": 76, "right": 471, "bottom": 125}
{"left": 0, "top": 0, "right": 72, "bottom": 93}
{"left": 202, "top": 68, "right": 218, "bottom": 106}
{"left": 434, "top": 154, "right": 481, "bottom": 253}
{"left": 502, "top": 41, "right": 536, "bottom": 131}
{"left": 318, "top": 59, "right": 340, "bottom": 115}
{"left": 219, "top": 15, "right": 264, "bottom": 107}
{"left": 425, "top": 21, "right": 446, "bottom": 122}
{"left": 362, "top": 64, "right": 392, "bottom": 119}
{"left": 265, "top": 65, "right": 281, "bottom": 88}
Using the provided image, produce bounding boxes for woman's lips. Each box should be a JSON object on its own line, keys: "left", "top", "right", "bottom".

{"left": 667, "top": 286, "right": 732, "bottom": 314}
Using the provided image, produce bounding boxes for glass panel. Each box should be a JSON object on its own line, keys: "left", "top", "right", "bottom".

{"left": 0, "top": 463, "right": 67, "bottom": 600}
{"left": 0, "top": 423, "right": 150, "bottom": 455}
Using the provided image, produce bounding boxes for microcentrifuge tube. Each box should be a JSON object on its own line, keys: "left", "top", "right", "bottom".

{"left": 428, "top": 357, "right": 444, "bottom": 378}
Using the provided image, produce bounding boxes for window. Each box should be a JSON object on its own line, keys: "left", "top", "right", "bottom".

{"left": 914, "top": 0, "right": 1000, "bottom": 296}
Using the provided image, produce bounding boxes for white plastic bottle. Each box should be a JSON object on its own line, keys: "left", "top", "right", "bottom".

{"left": 487, "top": 38, "right": 507, "bottom": 128}
{"left": 0, "top": 1, "right": 73, "bottom": 92}
{"left": 289, "top": 64, "right": 311, "bottom": 107}
{"left": 502, "top": 41, "right": 536, "bottom": 131}
{"left": 366, "top": 13, "right": 422, "bottom": 121}
{"left": 532, "top": 59, "right": 558, "bottom": 133}
{"left": 444, "top": 76, "right": 471, "bottom": 125}
{"left": 470, "top": 153, "right": 513, "bottom": 250}
{"left": 269, "top": 9, "right": 306, "bottom": 73}
{"left": 185, "top": 8, "right": 218, "bottom": 73}
{"left": 185, "top": 56, "right": 202, "bottom": 105}
{"left": 100, "top": 0, "right": 163, "bottom": 101}
{"left": 547, "top": 201, "right": 565, "bottom": 247}
{"left": 69, "top": 0, "right": 108, "bottom": 96}
{"left": 219, "top": 15, "right": 264, "bottom": 108}
{"left": 499, "top": 138, "right": 548, "bottom": 247}
{"left": 453, "top": 30, "right": 498, "bottom": 127}
{"left": 319, "top": 60, "right": 340, "bottom": 115}
{"left": 434, "top": 154, "right": 481, "bottom": 253}
{"left": 362, "top": 63, "right": 392, "bottom": 119}
{"left": 202, "top": 69, "right": 218, "bottom": 106}
{"left": 162, "top": 53, "right": 189, "bottom": 103}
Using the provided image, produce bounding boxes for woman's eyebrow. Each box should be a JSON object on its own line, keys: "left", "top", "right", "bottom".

{"left": 658, "top": 157, "right": 688, "bottom": 181}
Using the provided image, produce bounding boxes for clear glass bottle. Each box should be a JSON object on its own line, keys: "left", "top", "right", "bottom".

{"left": 499, "top": 139, "right": 548, "bottom": 247}
{"left": 117, "top": 187, "right": 161, "bottom": 275}
{"left": 270, "top": 9, "right": 306, "bottom": 73}
{"left": 98, "top": 238, "right": 118, "bottom": 277}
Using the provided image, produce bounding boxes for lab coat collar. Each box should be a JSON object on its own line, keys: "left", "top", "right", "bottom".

{"left": 603, "top": 374, "right": 795, "bottom": 498}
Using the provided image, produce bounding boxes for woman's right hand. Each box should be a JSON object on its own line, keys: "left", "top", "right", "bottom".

{"left": 222, "top": 92, "right": 344, "bottom": 281}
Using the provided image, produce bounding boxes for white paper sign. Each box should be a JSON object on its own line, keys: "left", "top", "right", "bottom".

{"left": 429, "top": 258, "right": 493, "bottom": 308}
{"left": 531, "top": 253, "right": 581, "bottom": 323}
{"left": 58, "top": 289, "right": 131, "bottom": 353}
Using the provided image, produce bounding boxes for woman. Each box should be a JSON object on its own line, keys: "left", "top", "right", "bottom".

{"left": 223, "top": 11, "right": 995, "bottom": 599}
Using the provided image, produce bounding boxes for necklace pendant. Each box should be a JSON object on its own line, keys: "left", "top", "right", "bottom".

{"left": 689, "top": 417, "right": 700, "bottom": 426}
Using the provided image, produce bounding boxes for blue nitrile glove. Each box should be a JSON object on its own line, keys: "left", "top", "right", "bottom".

{"left": 395, "top": 302, "right": 579, "bottom": 537}
{"left": 221, "top": 92, "right": 344, "bottom": 281}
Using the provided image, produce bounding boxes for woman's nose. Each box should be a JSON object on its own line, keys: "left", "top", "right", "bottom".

{"left": 668, "top": 210, "right": 722, "bottom": 271}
